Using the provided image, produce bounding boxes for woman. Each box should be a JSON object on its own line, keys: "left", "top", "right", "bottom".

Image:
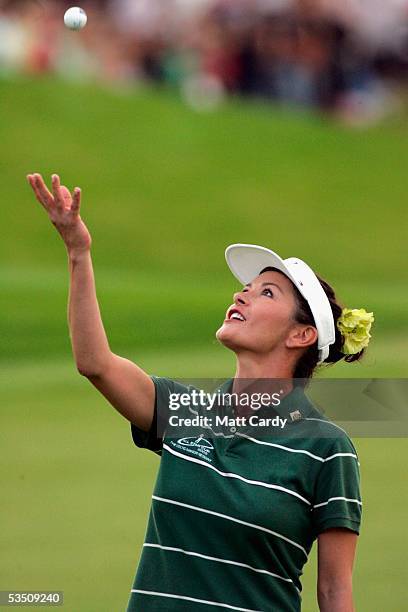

{"left": 27, "top": 172, "right": 373, "bottom": 611}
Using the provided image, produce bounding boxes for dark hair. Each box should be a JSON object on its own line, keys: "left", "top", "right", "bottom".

{"left": 261, "top": 267, "right": 366, "bottom": 380}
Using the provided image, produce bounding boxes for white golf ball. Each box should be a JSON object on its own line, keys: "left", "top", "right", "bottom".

{"left": 64, "top": 7, "right": 87, "bottom": 31}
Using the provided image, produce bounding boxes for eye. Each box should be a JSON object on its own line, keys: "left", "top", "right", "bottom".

{"left": 242, "top": 288, "right": 249, "bottom": 293}
{"left": 262, "top": 288, "right": 274, "bottom": 297}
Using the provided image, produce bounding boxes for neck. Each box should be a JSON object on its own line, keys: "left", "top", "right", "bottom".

{"left": 235, "top": 348, "right": 294, "bottom": 378}
{"left": 233, "top": 349, "right": 295, "bottom": 395}
{"left": 231, "top": 349, "right": 296, "bottom": 412}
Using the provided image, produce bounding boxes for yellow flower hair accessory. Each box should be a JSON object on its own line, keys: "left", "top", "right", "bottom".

{"left": 337, "top": 308, "right": 374, "bottom": 355}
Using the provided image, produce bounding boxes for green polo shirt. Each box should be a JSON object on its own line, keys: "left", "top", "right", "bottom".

{"left": 127, "top": 377, "right": 362, "bottom": 612}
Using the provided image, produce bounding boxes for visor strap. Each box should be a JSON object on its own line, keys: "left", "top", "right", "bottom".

{"left": 318, "top": 345, "right": 330, "bottom": 363}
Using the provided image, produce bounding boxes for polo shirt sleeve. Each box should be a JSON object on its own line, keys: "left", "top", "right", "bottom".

{"left": 130, "top": 376, "right": 189, "bottom": 455}
{"left": 311, "top": 435, "right": 362, "bottom": 538}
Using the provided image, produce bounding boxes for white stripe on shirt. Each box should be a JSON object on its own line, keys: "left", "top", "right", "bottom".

{"left": 237, "top": 434, "right": 358, "bottom": 463}
{"left": 236, "top": 433, "right": 325, "bottom": 461}
{"left": 152, "top": 495, "right": 308, "bottom": 558}
{"left": 313, "top": 496, "right": 363, "bottom": 509}
{"left": 163, "top": 443, "right": 311, "bottom": 505}
{"left": 131, "top": 590, "right": 262, "bottom": 611}
{"left": 182, "top": 418, "right": 358, "bottom": 463}
{"left": 304, "top": 417, "right": 348, "bottom": 434}
{"left": 143, "top": 542, "right": 298, "bottom": 587}
{"left": 324, "top": 452, "right": 358, "bottom": 462}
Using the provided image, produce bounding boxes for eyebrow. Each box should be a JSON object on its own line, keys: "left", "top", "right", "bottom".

{"left": 245, "top": 281, "right": 284, "bottom": 294}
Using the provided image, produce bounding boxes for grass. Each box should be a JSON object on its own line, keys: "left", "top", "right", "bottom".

{"left": 1, "top": 77, "right": 408, "bottom": 277}
{"left": 1, "top": 75, "right": 407, "bottom": 610}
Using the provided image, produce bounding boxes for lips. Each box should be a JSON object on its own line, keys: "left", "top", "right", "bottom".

{"left": 227, "top": 307, "right": 246, "bottom": 322}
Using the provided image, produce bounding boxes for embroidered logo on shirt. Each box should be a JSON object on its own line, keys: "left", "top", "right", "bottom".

{"left": 170, "top": 436, "right": 214, "bottom": 462}
{"left": 290, "top": 410, "right": 302, "bottom": 422}
{"left": 178, "top": 436, "right": 214, "bottom": 450}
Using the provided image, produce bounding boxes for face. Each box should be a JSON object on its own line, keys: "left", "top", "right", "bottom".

{"left": 216, "top": 270, "right": 310, "bottom": 355}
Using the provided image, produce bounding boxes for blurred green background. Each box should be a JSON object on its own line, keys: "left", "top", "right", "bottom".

{"left": 1, "top": 76, "right": 407, "bottom": 611}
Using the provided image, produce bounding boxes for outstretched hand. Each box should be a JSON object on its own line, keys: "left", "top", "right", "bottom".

{"left": 27, "top": 173, "right": 92, "bottom": 255}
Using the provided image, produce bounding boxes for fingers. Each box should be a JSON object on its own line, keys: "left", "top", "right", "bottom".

{"left": 70, "top": 187, "right": 81, "bottom": 216}
{"left": 51, "top": 174, "right": 65, "bottom": 212}
{"left": 35, "top": 174, "right": 54, "bottom": 205}
{"left": 60, "top": 186, "right": 73, "bottom": 210}
{"left": 27, "top": 173, "right": 54, "bottom": 210}
{"left": 27, "top": 173, "right": 81, "bottom": 217}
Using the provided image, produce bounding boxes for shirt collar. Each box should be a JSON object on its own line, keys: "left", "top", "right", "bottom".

{"left": 272, "top": 384, "right": 316, "bottom": 422}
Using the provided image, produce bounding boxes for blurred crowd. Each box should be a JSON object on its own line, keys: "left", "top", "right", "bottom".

{"left": 1, "top": 0, "right": 407, "bottom": 122}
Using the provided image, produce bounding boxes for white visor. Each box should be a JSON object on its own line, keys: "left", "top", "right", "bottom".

{"left": 225, "top": 244, "right": 336, "bottom": 363}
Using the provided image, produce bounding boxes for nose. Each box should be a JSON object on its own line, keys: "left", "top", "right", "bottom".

{"left": 233, "top": 291, "right": 247, "bottom": 306}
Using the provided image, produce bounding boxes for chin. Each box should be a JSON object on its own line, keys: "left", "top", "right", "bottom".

{"left": 216, "top": 325, "right": 243, "bottom": 352}
{"left": 217, "top": 324, "right": 274, "bottom": 355}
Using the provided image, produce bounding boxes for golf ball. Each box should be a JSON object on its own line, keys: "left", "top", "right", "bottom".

{"left": 64, "top": 7, "right": 87, "bottom": 31}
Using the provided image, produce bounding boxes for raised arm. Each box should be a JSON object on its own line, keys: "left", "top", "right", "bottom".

{"left": 27, "top": 173, "right": 154, "bottom": 431}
